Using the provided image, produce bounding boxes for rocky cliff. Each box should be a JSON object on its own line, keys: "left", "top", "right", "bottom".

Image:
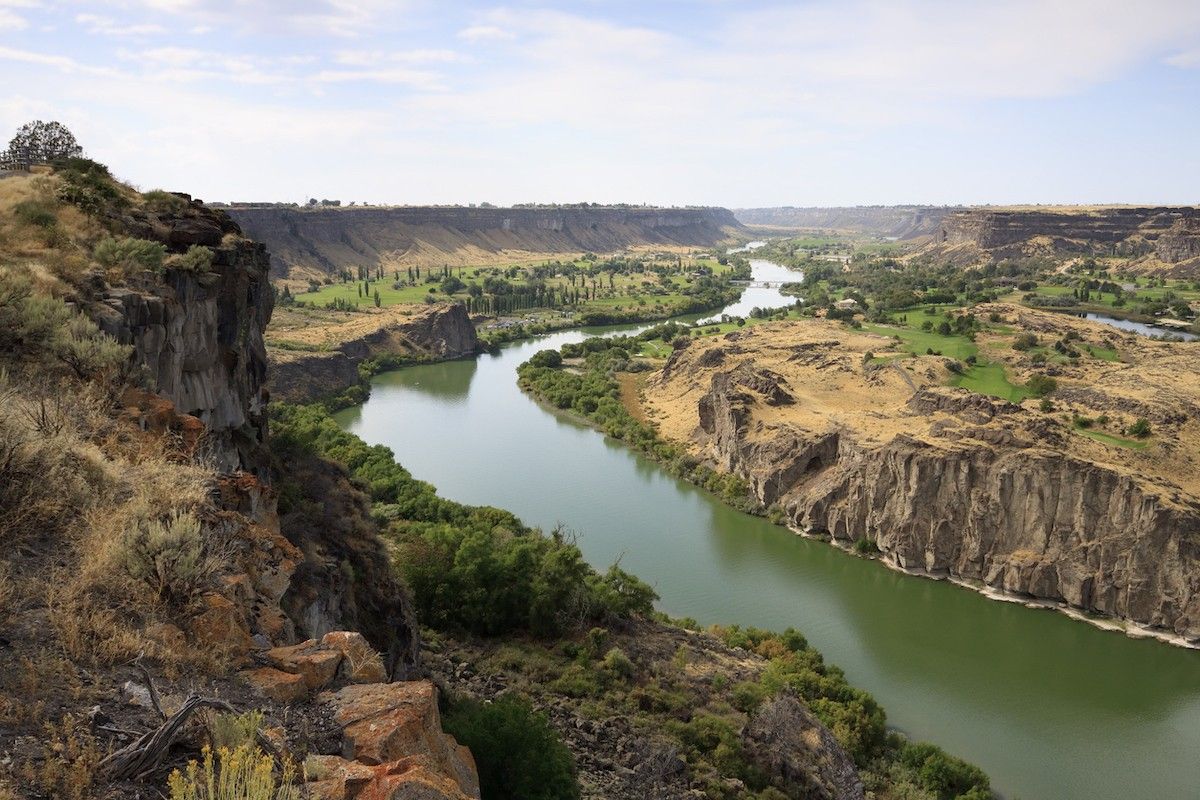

{"left": 734, "top": 206, "right": 956, "bottom": 239}
{"left": 268, "top": 302, "right": 478, "bottom": 403}
{"left": 227, "top": 205, "right": 743, "bottom": 283}
{"left": 86, "top": 201, "right": 273, "bottom": 472}
{"left": 927, "top": 206, "right": 1200, "bottom": 272}
{"left": 646, "top": 311, "right": 1200, "bottom": 644}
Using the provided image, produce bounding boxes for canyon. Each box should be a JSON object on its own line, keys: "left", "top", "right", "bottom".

{"left": 228, "top": 204, "right": 744, "bottom": 285}
{"left": 642, "top": 307, "right": 1200, "bottom": 644}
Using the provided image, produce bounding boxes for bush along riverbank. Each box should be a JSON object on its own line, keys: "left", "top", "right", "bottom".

{"left": 517, "top": 323, "right": 762, "bottom": 514}
{"left": 272, "top": 401, "right": 995, "bottom": 800}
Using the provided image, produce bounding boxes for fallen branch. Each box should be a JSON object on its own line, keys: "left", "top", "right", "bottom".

{"left": 98, "top": 694, "right": 235, "bottom": 781}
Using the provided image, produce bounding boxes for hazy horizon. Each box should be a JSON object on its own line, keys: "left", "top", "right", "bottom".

{"left": 3, "top": 1, "right": 1199, "bottom": 208}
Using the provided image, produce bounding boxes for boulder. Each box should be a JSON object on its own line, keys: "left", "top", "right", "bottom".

{"left": 321, "top": 681, "right": 479, "bottom": 799}
{"left": 242, "top": 666, "right": 308, "bottom": 703}
{"left": 264, "top": 639, "right": 343, "bottom": 690}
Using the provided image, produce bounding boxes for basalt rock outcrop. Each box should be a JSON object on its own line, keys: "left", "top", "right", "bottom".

{"left": 86, "top": 201, "right": 273, "bottom": 473}
{"left": 647, "top": 312, "right": 1200, "bottom": 643}
{"left": 268, "top": 302, "right": 478, "bottom": 403}
{"left": 734, "top": 206, "right": 956, "bottom": 239}
{"left": 926, "top": 206, "right": 1200, "bottom": 273}
{"left": 229, "top": 204, "right": 744, "bottom": 283}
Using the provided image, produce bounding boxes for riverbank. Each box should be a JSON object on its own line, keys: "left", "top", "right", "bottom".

{"left": 335, "top": 257, "right": 1200, "bottom": 800}
{"left": 789, "top": 525, "right": 1200, "bottom": 651}
{"left": 641, "top": 309, "right": 1200, "bottom": 648}
{"left": 278, "top": 400, "right": 994, "bottom": 800}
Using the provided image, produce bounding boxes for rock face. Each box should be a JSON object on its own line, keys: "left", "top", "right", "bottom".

{"left": 269, "top": 303, "right": 478, "bottom": 403}
{"left": 239, "top": 632, "right": 481, "bottom": 800}
{"left": 229, "top": 204, "right": 743, "bottom": 283}
{"left": 1156, "top": 216, "right": 1200, "bottom": 264}
{"left": 313, "top": 681, "right": 480, "bottom": 800}
{"left": 744, "top": 695, "right": 865, "bottom": 800}
{"left": 733, "top": 206, "right": 956, "bottom": 239}
{"left": 88, "top": 203, "right": 273, "bottom": 473}
{"left": 927, "top": 206, "right": 1200, "bottom": 271}
{"left": 647, "top": 315, "right": 1200, "bottom": 643}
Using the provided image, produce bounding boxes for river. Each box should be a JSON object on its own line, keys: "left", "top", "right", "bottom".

{"left": 334, "top": 258, "right": 1200, "bottom": 800}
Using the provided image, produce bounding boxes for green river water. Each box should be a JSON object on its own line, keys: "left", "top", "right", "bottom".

{"left": 334, "top": 260, "right": 1200, "bottom": 800}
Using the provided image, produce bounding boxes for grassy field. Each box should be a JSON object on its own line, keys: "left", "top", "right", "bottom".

{"left": 861, "top": 323, "right": 977, "bottom": 361}
{"left": 292, "top": 255, "right": 735, "bottom": 314}
{"left": 862, "top": 322, "right": 1032, "bottom": 402}
{"left": 1076, "top": 428, "right": 1149, "bottom": 450}
{"left": 954, "top": 362, "right": 1031, "bottom": 403}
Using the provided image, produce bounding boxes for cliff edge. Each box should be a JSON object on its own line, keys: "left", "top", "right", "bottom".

{"left": 644, "top": 309, "right": 1200, "bottom": 644}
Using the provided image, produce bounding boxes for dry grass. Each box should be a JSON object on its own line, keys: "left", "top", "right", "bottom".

{"left": 0, "top": 361, "right": 230, "bottom": 672}
{"left": 645, "top": 306, "right": 1200, "bottom": 498}
{"left": 0, "top": 174, "right": 104, "bottom": 290}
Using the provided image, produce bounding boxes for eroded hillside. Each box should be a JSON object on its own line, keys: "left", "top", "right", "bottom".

{"left": 643, "top": 307, "right": 1200, "bottom": 644}
{"left": 229, "top": 204, "right": 744, "bottom": 285}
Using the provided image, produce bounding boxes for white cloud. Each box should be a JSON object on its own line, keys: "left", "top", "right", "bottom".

{"left": 333, "top": 48, "right": 463, "bottom": 66}
{"left": 457, "top": 24, "right": 513, "bottom": 42}
{"left": 0, "top": 0, "right": 36, "bottom": 31}
{"left": 0, "top": 10, "right": 28, "bottom": 30}
{"left": 312, "top": 67, "right": 442, "bottom": 88}
{"left": 75, "top": 13, "right": 165, "bottom": 36}
{"left": 723, "top": 0, "right": 1200, "bottom": 99}
{"left": 1166, "top": 49, "right": 1200, "bottom": 68}
{"left": 123, "top": 0, "right": 411, "bottom": 37}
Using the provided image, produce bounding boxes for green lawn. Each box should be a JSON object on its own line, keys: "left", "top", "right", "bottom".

{"left": 1085, "top": 345, "right": 1120, "bottom": 362}
{"left": 295, "top": 280, "right": 443, "bottom": 308}
{"left": 953, "top": 363, "right": 1031, "bottom": 403}
{"left": 861, "top": 323, "right": 977, "bottom": 361}
{"left": 1076, "top": 429, "right": 1149, "bottom": 450}
{"left": 862, "top": 323, "right": 1032, "bottom": 402}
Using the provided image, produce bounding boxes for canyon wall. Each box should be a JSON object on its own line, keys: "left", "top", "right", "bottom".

{"left": 269, "top": 302, "right": 478, "bottom": 403}
{"left": 931, "top": 206, "right": 1200, "bottom": 269}
{"left": 733, "top": 206, "right": 957, "bottom": 238}
{"left": 649, "top": 319, "right": 1200, "bottom": 644}
{"left": 87, "top": 200, "right": 274, "bottom": 473}
{"left": 228, "top": 205, "right": 744, "bottom": 283}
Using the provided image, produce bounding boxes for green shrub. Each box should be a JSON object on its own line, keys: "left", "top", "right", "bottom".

{"left": 1024, "top": 373, "right": 1057, "bottom": 397}
{"left": 600, "top": 647, "right": 634, "bottom": 681}
{"left": 0, "top": 270, "right": 130, "bottom": 378}
{"left": 442, "top": 695, "right": 579, "bottom": 800}
{"left": 54, "top": 158, "right": 127, "bottom": 214}
{"left": 1127, "top": 417, "right": 1152, "bottom": 438}
{"left": 143, "top": 189, "right": 191, "bottom": 214}
{"left": 731, "top": 680, "right": 768, "bottom": 713}
{"left": 169, "top": 740, "right": 297, "bottom": 800}
{"left": 853, "top": 538, "right": 880, "bottom": 556}
{"left": 166, "top": 245, "right": 215, "bottom": 273}
{"left": 93, "top": 236, "right": 166, "bottom": 276}
{"left": 120, "top": 512, "right": 225, "bottom": 609}
{"left": 900, "top": 742, "right": 991, "bottom": 799}
{"left": 13, "top": 199, "right": 57, "bottom": 228}
{"left": 527, "top": 349, "right": 563, "bottom": 368}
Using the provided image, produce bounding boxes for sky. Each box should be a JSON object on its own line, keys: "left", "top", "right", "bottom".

{"left": 1, "top": 0, "right": 1199, "bottom": 207}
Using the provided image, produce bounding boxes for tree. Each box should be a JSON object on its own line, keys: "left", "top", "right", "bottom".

{"left": 1127, "top": 417, "right": 1152, "bottom": 438}
{"left": 4, "top": 120, "right": 83, "bottom": 169}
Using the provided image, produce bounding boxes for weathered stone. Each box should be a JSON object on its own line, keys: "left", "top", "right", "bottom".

{"left": 305, "top": 754, "right": 475, "bottom": 800}
{"left": 242, "top": 666, "right": 308, "bottom": 703}
{"left": 264, "top": 639, "right": 344, "bottom": 690}
{"left": 189, "top": 592, "right": 254, "bottom": 661}
{"left": 321, "top": 681, "right": 479, "bottom": 799}
{"left": 743, "top": 695, "right": 864, "bottom": 800}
